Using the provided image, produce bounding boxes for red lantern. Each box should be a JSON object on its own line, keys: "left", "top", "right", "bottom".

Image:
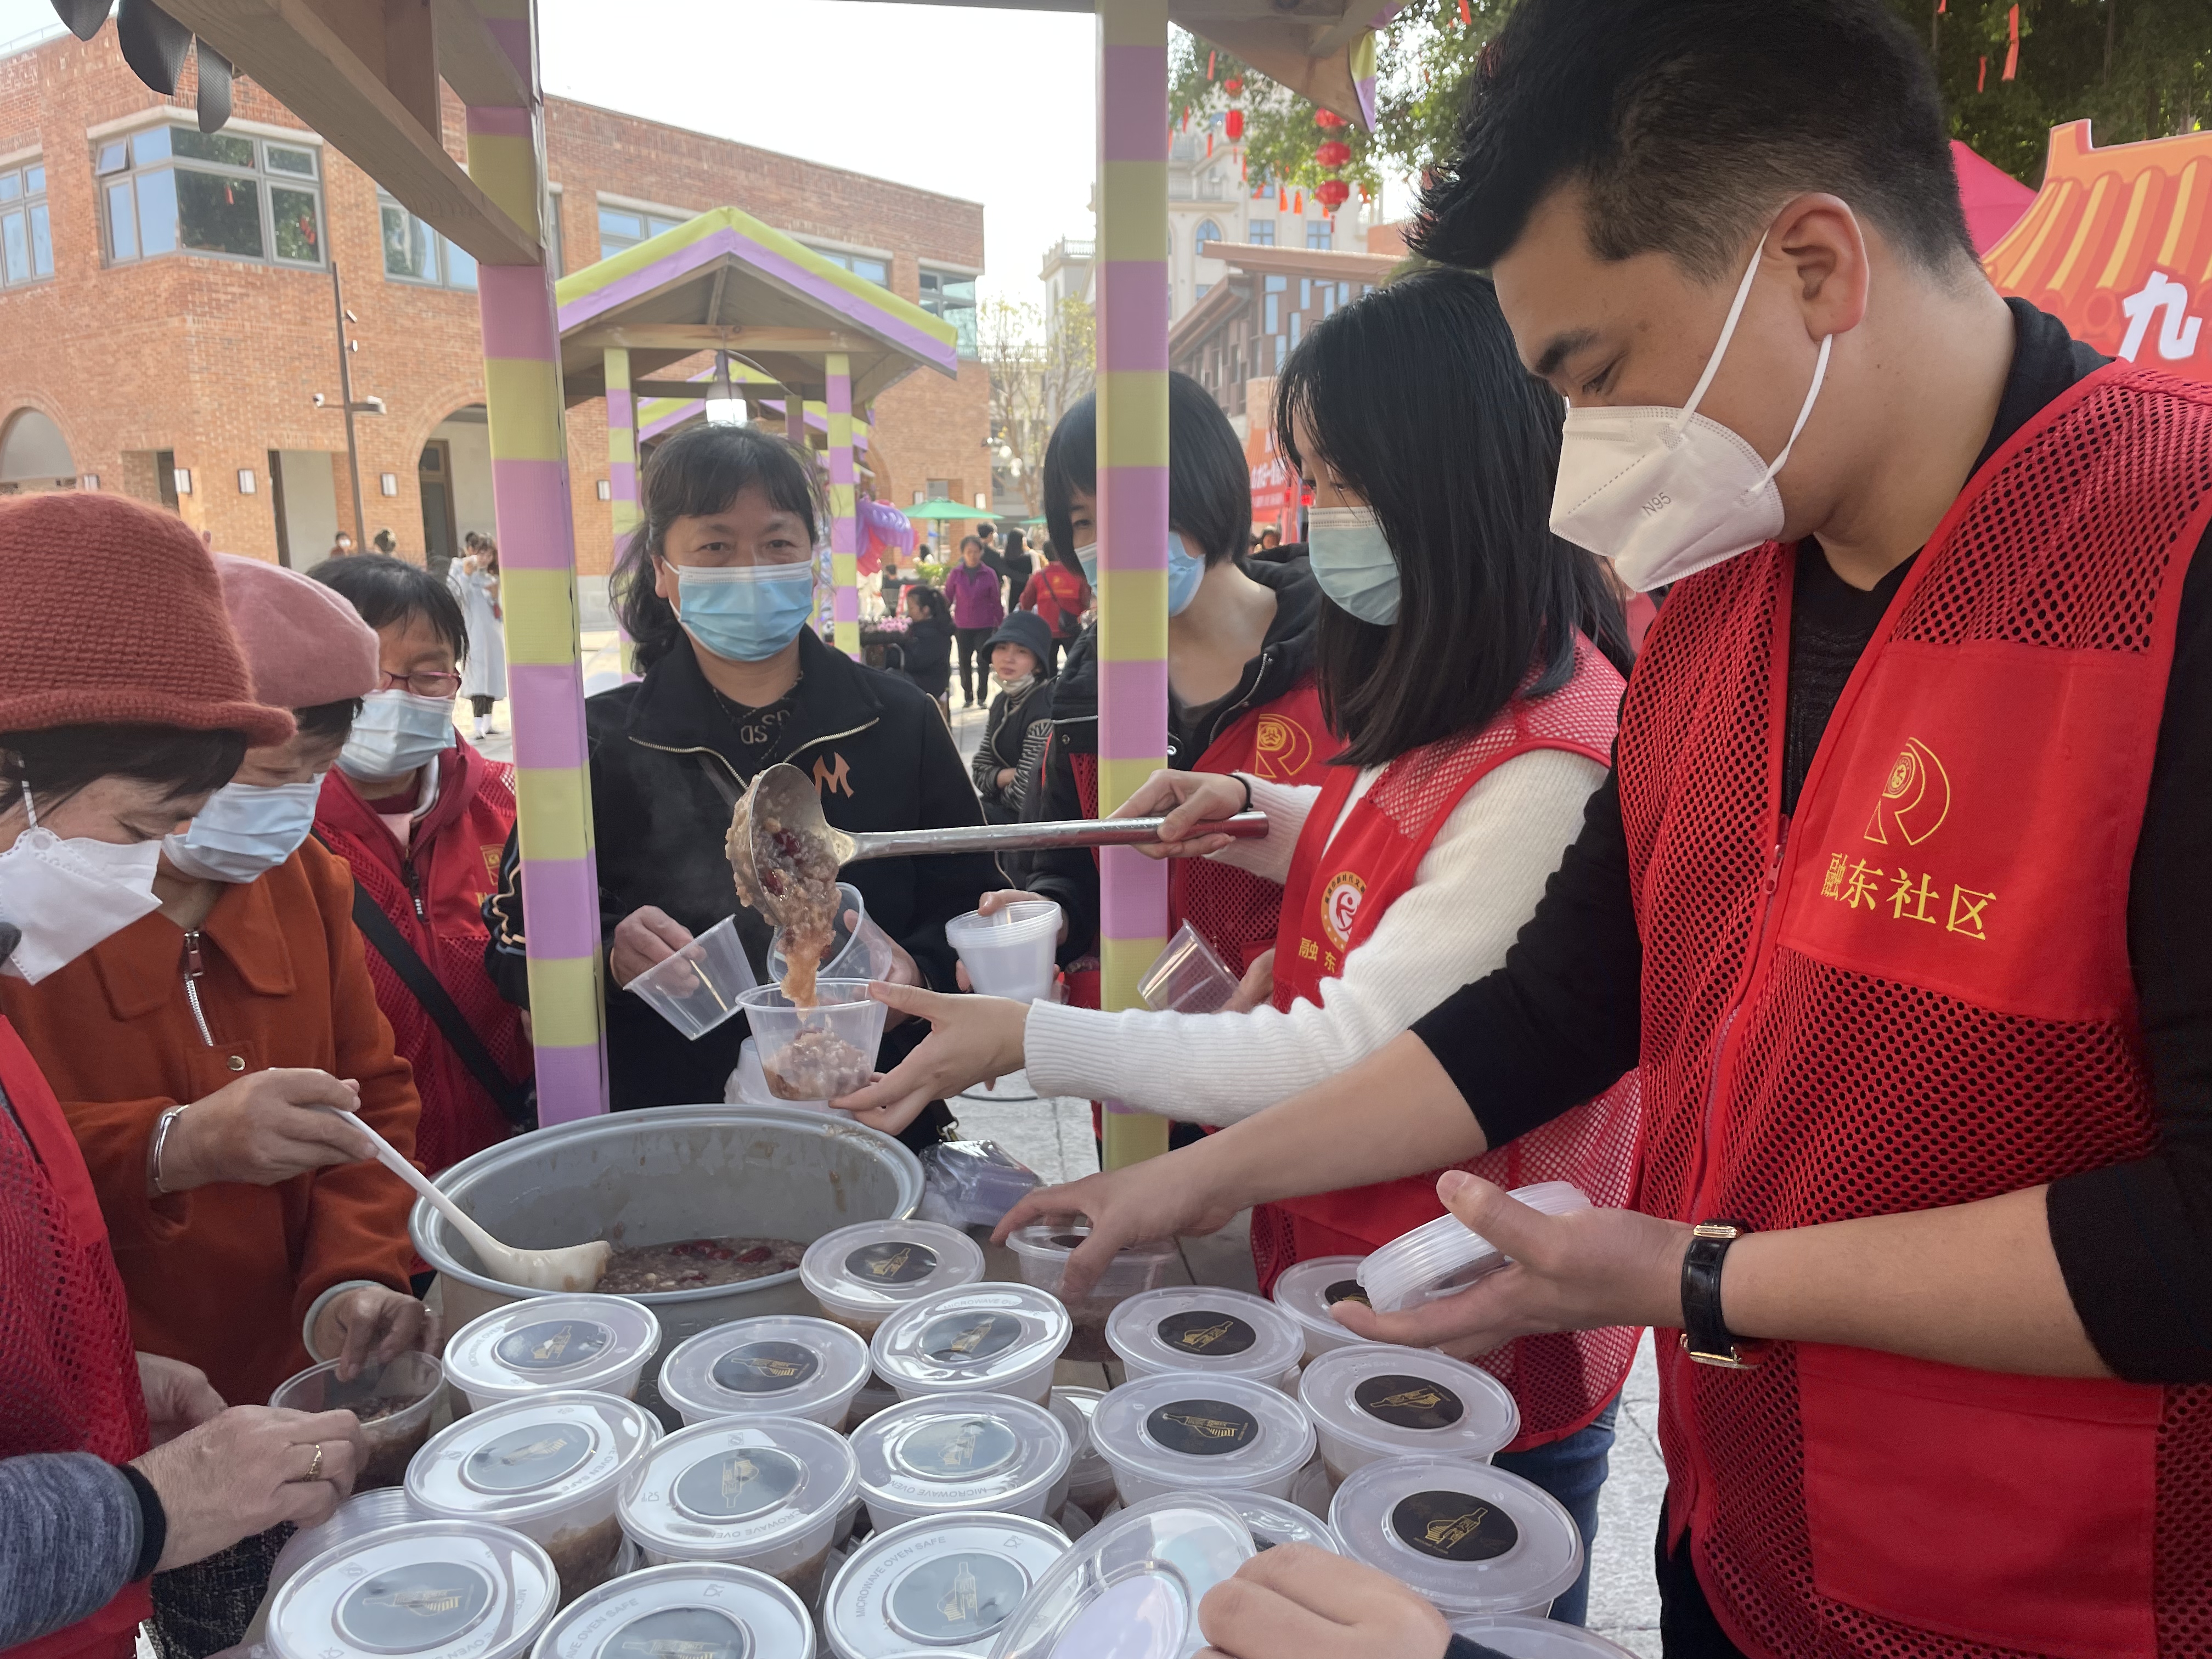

{"left": 1224, "top": 109, "right": 1244, "bottom": 140}
{"left": 1314, "top": 109, "right": 1346, "bottom": 129}
{"left": 1316, "top": 179, "right": 1351, "bottom": 209}
{"left": 1224, "top": 76, "right": 1244, "bottom": 94}
{"left": 1314, "top": 140, "right": 1351, "bottom": 170}
{"left": 1293, "top": 190, "right": 1304, "bottom": 213}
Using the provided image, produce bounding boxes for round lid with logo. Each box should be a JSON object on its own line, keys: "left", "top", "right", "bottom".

{"left": 1104, "top": 1287, "right": 1302, "bottom": 1383}
{"left": 851, "top": 1395, "right": 1071, "bottom": 1518}
{"left": 981, "top": 1492, "right": 1254, "bottom": 1659}
{"left": 822, "top": 1511, "right": 1068, "bottom": 1659}
{"left": 658, "top": 1315, "right": 872, "bottom": 1424}
{"left": 1269, "top": 1256, "right": 1375, "bottom": 1357}
{"left": 1223, "top": 1492, "right": 1340, "bottom": 1554}
{"left": 1448, "top": 1614, "right": 1643, "bottom": 1657}
{"left": 1048, "top": 1387, "right": 1111, "bottom": 1492}
{"left": 407, "top": 1392, "right": 658, "bottom": 1527}
{"left": 1086, "top": 1372, "right": 1315, "bottom": 1494}
{"left": 533, "top": 1561, "right": 815, "bottom": 1659}
{"left": 870, "top": 1285, "right": 1071, "bottom": 1395}
{"left": 266, "top": 1519, "right": 557, "bottom": 1659}
{"left": 618, "top": 1417, "right": 858, "bottom": 1562}
{"left": 441, "top": 1294, "right": 662, "bottom": 1404}
{"left": 802, "top": 1221, "right": 986, "bottom": 1317}
{"left": 1328, "top": 1456, "right": 1582, "bottom": 1617}
{"left": 1298, "top": 1344, "right": 1520, "bottom": 1463}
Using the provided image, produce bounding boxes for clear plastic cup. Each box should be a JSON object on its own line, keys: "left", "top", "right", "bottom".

{"left": 850, "top": 1393, "right": 1071, "bottom": 1530}
{"left": 1104, "top": 1286, "right": 1305, "bottom": 1392}
{"left": 1290, "top": 1455, "right": 1333, "bottom": 1519}
{"left": 738, "top": 980, "right": 888, "bottom": 1101}
{"left": 868, "top": 1284, "right": 1072, "bottom": 1406}
{"left": 266, "top": 1487, "right": 424, "bottom": 1596}
{"left": 1226, "top": 1489, "right": 1342, "bottom": 1553}
{"left": 799, "top": 1220, "right": 987, "bottom": 1341}
{"left": 1357, "top": 1181, "right": 1593, "bottom": 1313}
{"left": 1004, "top": 1222, "right": 1179, "bottom": 1363}
{"left": 1299, "top": 1344, "right": 1521, "bottom": 1489}
{"left": 534, "top": 1561, "right": 816, "bottom": 1659}
{"left": 1049, "top": 1387, "right": 1119, "bottom": 1522}
{"left": 1329, "top": 1455, "right": 1583, "bottom": 1620}
{"left": 657, "top": 1314, "right": 873, "bottom": 1429}
{"left": 768, "top": 882, "right": 900, "bottom": 984}
{"left": 269, "top": 1350, "right": 443, "bottom": 1491}
{"left": 822, "top": 1511, "right": 1070, "bottom": 1659}
{"left": 406, "top": 1390, "right": 659, "bottom": 1607}
{"left": 441, "top": 1294, "right": 662, "bottom": 1413}
{"left": 266, "top": 1519, "right": 557, "bottom": 1659}
{"left": 1448, "top": 1615, "right": 1645, "bottom": 1657}
{"left": 1137, "top": 922, "right": 1237, "bottom": 1014}
{"left": 617, "top": 1417, "right": 859, "bottom": 1609}
{"left": 1270, "top": 1255, "right": 1376, "bottom": 1365}
{"left": 1087, "top": 1372, "right": 1316, "bottom": 1508}
{"left": 943, "top": 900, "right": 1061, "bottom": 1001}
{"left": 628, "top": 915, "right": 758, "bottom": 1040}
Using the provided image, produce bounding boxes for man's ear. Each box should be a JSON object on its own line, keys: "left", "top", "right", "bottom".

{"left": 1771, "top": 191, "right": 1871, "bottom": 341}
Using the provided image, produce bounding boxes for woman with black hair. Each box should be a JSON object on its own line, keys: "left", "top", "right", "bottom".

{"left": 839, "top": 272, "right": 1637, "bottom": 1623}
{"left": 895, "top": 583, "right": 954, "bottom": 715}
{"left": 481, "top": 424, "right": 995, "bottom": 1143}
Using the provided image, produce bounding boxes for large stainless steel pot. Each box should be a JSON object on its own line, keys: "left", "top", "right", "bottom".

{"left": 411, "top": 1105, "right": 923, "bottom": 1417}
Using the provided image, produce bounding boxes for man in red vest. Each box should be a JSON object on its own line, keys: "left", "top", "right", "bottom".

{"left": 1001, "top": 2, "right": 2212, "bottom": 1655}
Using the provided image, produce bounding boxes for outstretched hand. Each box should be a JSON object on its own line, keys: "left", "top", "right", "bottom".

{"left": 993, "top": 1146, "right": 1241, "bottom": 1301}
{"left": 831, "top": 982, "right": 1029, "bottom": 1132}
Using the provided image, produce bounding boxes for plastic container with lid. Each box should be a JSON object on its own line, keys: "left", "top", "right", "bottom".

{"left": 1104, "top": 1286, "right": 1304, "bottom": 1391}
{"left": 269, "top": 1348, "right": 443, "bottom": 1491}
{"left": 533, "top": 1561, "right": 815, "bottom": 1659}
{"left": 265, "top": 1519, "right": 556, "bottom": 1659}
{"left": 1300, "top": 1344, "right": 1521, "bottom": 1487}
{"left": 617, "top": 1415, "right": 859, "bottom": 1607}
{"left": 1356, "top": 1182, "right": 1592, "bottom": 1314}
{"left": 441, "top": 1294, "right": 661, "bottom": 1412}
{"left": 1048, "top": 1387, "right": 1116, "bottom": 1521}
{"left": 822, "top": 1512, "right": 1069, "bottom": 1659}
{"left": 943, "top": 901, "right": 1061, "bottom": 1002}
{"left": 981, "top": 1492, "right": 1255, "bottom": 1659}
{"left": 1329, "top": 1455, "right": 1583, "bottom": 1620}
{"left": 1289, "top": 1457, "right": 1332, "bottom": 1519}
{"left": 407, "top": 1390, "right": 657, "bottom": 1606}
{"left": 657, "top": 1314, "right": 872, "bottom": 1428}
{"left": 1225, "top": 1491, "right": 1341, "bottom": 1554}
{"left": 851, "top": 1394, "right": 1071, "bottom": 1530}
{"left": 267, "top": 1487, "right": 424, "bottom": 1596}
{"left": 628, "top": 915, "right": 758, "bottom": 1040}
{"left": 801, "top": 1220, "right": 986, "bottom": 1340}
{"left": 1087, "top": 1372, "right": 1316, "bottom": 1506}
{"left": 1003, "top": 1223, "right": 1178, "bottom": 1363}
{"left": 1448, "top": 1615, "right": 1644, "bottom": 1657}
{"left": 870, "top": 1283, "right": 1071, "bottom": 1405}
{"left": 738, "top": 980, "right": 889, "bottom": 1101}
{"left": 1269, "top": 1255, "right": 1376, "bottom": 1365}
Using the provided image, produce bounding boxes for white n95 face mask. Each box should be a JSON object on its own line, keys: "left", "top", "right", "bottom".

{"left": 1549, "top": 231, "right": 1832, "bottom": 593}
{"left": 0, "top": 789, "right": 164, "bottom": 983}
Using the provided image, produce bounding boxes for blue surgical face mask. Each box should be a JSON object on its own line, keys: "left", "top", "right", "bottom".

{"left": 163, "top": 776, "right": 325, "bottom": 884}
{"left": 1306, "top": 505, "right": 1402, "bottom": 625}
{"left": 675, "top": 562, "right": 817, "bottom": 663}
{"left": 1071, "top": 532, "right": 1209, "bottom": 616}
{"left": 337, "top": 691, "right": 456, "bottom": 783}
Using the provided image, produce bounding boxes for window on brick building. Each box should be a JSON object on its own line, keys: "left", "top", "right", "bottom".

{"left": 596, "top": 204, "right": 686, "bottom": 256}
{"left": 0, "top": 160, "right": 51, "bottom": 287}
{"left": 917, "top": 268, "right": 977, "bottom": 358}
{"left": 811, "top": 246, "right": 890, "bottom": 287}
{"left": 380, "top": 193, "right": 478, "bottom": 290}
{"left": 1247, "top": 221, "right": 1273, "bottom": 247}
{"left": 1306, "top": 221, "right": 1332, "bottom": 251}
{"left": 99, "top": 126, "right": 324, "bottom": 269}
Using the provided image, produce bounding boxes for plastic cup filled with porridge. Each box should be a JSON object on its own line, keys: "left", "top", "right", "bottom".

{"left": 849, "top": 1393, "right": 1071, "bottom": 1531}
{"left": 532, "top": 1561, "right": 816, "bottom": 1659}
{"left": 737, "top": 980, "right": 888, "bottom": 1101}
{"left": 1329, "top": 1455, "right": 1582, "bottom": 1621}
{"left": 265, "top": 1519, "right": 557, "bottom": 1659}
{"left": 441, "top": 1295, "right": 661, "bottom": 1414}
{"left": 822, "top": 1511, "right": 1069, "bottom": 1659}
{"left": 799, "top": 1220, "right": 986, "bottom": 1341}
{"left": 1269, "top": 1255, "right": 1377, "bottom": 1365}
{"left": 269, "top": 1349, "right": 443, "bottom": 1491}
{"left": 657, "top": 1314, "right": 872, "bottom": 1429}
{"left": 1087, "top": 1372, "right": 1315, "bottom": 1508}
{"left": 1104, "top": 1286, "right": 1305, "bottom": 1392}
{"left": 1299, "top": 1343, "right": 1520, "bottom": 1489}
{"left": 1003, "top": 1222, "right": 1178, "bottom": 1363}
{"left": 869, "top": 1284, "right": 1071, "bottom": 1407}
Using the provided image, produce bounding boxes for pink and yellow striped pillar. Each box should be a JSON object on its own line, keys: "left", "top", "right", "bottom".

{"left": 1095, "top": 0, "right": 1172, "bottom": 1170}
{"left": 826, "top": 353, "right": 861, "bottom": 658}
{"left": 605, "top": 346, "right": 639, "bottom": 544}
{"left": 467, "top": 0, "right": 607, "bottom": 1122}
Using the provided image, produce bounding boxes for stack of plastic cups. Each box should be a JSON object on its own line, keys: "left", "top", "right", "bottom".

{"left": 656, "top": 1314, "right": 873, "bottom": 1429}
{"left": 627, "top": 916, "right": 758, "bottom": 1039}
{"left": 1135, "top": 921, "right": 1238, "bottom": 1014}
{"left": 440, "top": 1295, "right": 662, "bottom": 1413}
{"left": 264, "top": 1520, "right": 558, "bottom": 1659}
{"left": 944, "top": 900, "right": 1062, "bottom": 1001}
{"left": 1356, "top": 1182, "right": 1593, "bottom": 1313}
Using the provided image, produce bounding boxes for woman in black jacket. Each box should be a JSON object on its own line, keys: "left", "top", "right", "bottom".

{"left": 896, "top": 584, "right": 953, "bottom": 718}
{"left": 482, "top": 425, "right": 996, "bottom": 1144}
{"left": 970, "top": 611, "right": 1055, "bottom": 824}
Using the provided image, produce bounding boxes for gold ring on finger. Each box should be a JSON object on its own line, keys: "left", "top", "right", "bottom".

{"left": 303, "top": 1441, "right": 324, "bottom": 1483}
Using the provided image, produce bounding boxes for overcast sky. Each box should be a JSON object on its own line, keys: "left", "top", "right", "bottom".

{"left": 0, "top": 0, "right": 1099, "bottom": 304}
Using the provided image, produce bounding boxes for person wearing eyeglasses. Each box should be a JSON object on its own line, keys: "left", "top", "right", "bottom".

{"left": 307, "top": 555, "right": 531, "bottom": 1182}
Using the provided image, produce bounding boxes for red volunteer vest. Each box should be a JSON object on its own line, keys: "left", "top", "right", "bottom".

{"left": 1256, "top": 638, "right": 1643, "bottom": 1449}
{"left": 1620, "top": 364, "right": 2212, "bottom": 1659}
{"left": 0, "top": 1018, "right": 151, "bottom": 1659}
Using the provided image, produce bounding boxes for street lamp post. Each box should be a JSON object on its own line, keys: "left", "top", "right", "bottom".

{"left": 316, "top": 259, "right": 385, "bottom": 546}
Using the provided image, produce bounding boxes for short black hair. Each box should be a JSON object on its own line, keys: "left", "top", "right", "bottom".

{"left": 1278, "top": 267, "right": 1630, "bottom": 769}
{"left": 1, "top": 723, "right": 248, "bottom": 816}
{"left": 612, "top": 424, "right": 825, "bottom": 675}
{"left": 905, "top": 584, "right": 948, "bottom": 623}
{"left": 311, "top": 552, "right": 470, "bottom": 664}
{"left": 1042, "top": 371, "right": 1249, "bottom": 580}
{"left": 294, "top": 697, "right": 362, "bottom": 746}
{"left": 1412, "top": 0, "right": 1975, "bottom": 282}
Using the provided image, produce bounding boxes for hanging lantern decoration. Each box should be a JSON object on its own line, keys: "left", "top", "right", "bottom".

{"left": 1312, "top": 107, "right": 1351, "bottom": 221}
{"left": 1293, "top": 189, "right": 1304, "bottom": 214}
{"left": 1279, "top": 184, "right": 1289, "bottom": 210}
{"left": 1316, "top": 179, "right": 1351, "bottom": 210}
{"left": 1314, "top": 140, "right": 1351, "bottom": 170}
{"left": 1224, "top": 76, "right": 1243, "bottom": 94}
{"left": 1225, "top": 108, "right": 1244, "bottom": 140}
{"left": 1314, "top": 109, "right": 1347, "bottom": 129}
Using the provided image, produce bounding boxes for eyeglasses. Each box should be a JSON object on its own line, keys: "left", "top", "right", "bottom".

{"left": 381, "top": 669, "right": 464, "bottom": 698}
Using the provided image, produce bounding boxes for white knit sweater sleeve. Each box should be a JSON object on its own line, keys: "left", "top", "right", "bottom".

{"left": 1205, "top": 777, "right": 1319, "bottom": 886}
{"left": 1022, "top": 747, "right": 1608, "bottom": 1122}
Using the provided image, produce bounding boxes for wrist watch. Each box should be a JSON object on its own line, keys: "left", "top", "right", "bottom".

{"left": 1678, "top": 1220, "right": 1765, "bottom": 1369}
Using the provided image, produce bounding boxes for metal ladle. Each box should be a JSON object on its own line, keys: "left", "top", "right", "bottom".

{"left": 731, "top": 760, "right": 1268, "bottom": 929}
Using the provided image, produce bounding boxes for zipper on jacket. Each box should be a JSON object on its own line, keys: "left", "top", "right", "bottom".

{"left": 1684, "top": 825, "right": 1790, "bottom": 1223}
{"left": 180, "top": 931, "right": 215, "bottom": 1047}
{"left": 403, "top": 858, "right": 427, "bottom": 921}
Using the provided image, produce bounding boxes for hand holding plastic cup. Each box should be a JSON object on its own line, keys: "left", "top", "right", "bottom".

{"left": 1137, "top": 921, "right": 1237, "bottom": 1013}
{"left": 628, "top": 915, "right": 758, "bottom": 1040}
{"left": 737, "top": 980, "right": 889, "bottom": 1101}
{"left": 945, "top": 899, "right": 1062, "bottom": 1002}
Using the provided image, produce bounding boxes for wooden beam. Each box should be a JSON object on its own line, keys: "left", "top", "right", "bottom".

{"left": 427, "top": 0, "right": 529, "bottom": 109}
{"left": 379, "top": 0, "right": 440, "bottom": 139}
{"left": 630, "top": 380, "right": 714, "bottom": 400}
{"left": 565, "top": 324, "right": 869, "bottom": 354}
{"left": 160, "top": 0, "right": 540, "bottom": 267}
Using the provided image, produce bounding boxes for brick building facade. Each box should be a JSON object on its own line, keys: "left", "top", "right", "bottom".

{"left": 0, "top": 29, "right": 989, "bottom": 577}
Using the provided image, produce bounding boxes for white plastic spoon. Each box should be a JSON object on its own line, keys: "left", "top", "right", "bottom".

{"left": 320, "top": 1107, "right": 610, "bottom": 1293}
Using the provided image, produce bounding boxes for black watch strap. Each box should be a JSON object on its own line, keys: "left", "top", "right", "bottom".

{"left": 1679, "top": 1220, "right": 1763, "bottom": 1369}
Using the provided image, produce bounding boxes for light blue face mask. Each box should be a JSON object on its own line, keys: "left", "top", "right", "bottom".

{"left": 163, "top": 776, "right": 325, "bottom": 884}
{"left": 1306, "top": 505, "right": 1402, "bottom": 625}
{"left": 675, "top": 561, "right": 817, "bottom": 663}
{"left": 1072, "top": 532, "right": 1209, "bottom": 616}
{"left": 337, "top": 691, "right": 456, "bottom": 783}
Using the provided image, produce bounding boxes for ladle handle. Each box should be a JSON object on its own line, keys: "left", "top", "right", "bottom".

{"left": 315, "top": 1106, "right": 509, "bottom": 1262}
{"left": 850, "top": 809, "right": 1269, "bottom": 861}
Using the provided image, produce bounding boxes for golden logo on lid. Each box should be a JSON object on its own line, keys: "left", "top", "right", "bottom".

{"left": 1160, "top": 1412, "right": 1249, "bottom": 1442}
{"left": 495, "top": 1434, "right": 569, "bottom": 1466}
{"left": 723, "top": 1455, "right": 761, "bottom": 1499}
{"left": 740, "top": 1356, "right": 805, "bottom": 1379}
{"left": 617, "top": 1644, "right": 726, "bottom": 1656}
{"left": 936, "top": 1421, "right": 985, "bottom": 1467}
{"left": 1426, "top": 1506, "right": 1491, "bottom": 1550}
{"left": 866, "top": 1246, "right": 913, "bottom": 1279}
{"left": 1176, "top": 1318, "right": 1235, "bottom": 1351}
{"left": 1373, "top": 1386, "right": 1448, "bottom": 1412}
{"left": 940, "top": 1561, "right": 980, "bottom": 1623}
{"left": 373, "top": 1587, "right": 467, "bottom": 1617}
{"left": 531, "top": 1327, "right": 574, "bottom": 1362}
{"left": 948, "top": 1321, "right": 992, "bottom": 1355}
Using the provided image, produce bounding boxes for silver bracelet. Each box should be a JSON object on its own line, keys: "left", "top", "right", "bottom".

{"left": 149, "top": 1104, "right": 189, "bottom": 1195}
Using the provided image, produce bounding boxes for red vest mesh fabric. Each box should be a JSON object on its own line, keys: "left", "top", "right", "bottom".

{"left": 1620, "top": 366, "right": 2212, "bottom": 1659}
